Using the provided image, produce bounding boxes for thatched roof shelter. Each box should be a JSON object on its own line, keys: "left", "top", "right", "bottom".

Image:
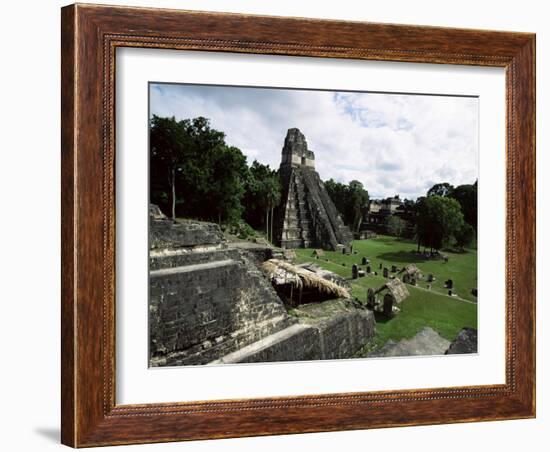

{"left": 262, "top": 259, "right": 350, "bottom": 301}
{"left": 383, "top": 278, "right": 410, "bottom": 303}
{"left": 297, "top": 263, "right": 350, "bottom": 289}
{"left": 399, "top": 264, "right": 423, "bottom": 284}
{"left": 370, "top": 278, "right": 409, "bottom": 304}
{"left": 366, "top": 278, "right": 409, "bottom": 317}
{"left": 400, "top": 264, "right": 422, "bottom": 278}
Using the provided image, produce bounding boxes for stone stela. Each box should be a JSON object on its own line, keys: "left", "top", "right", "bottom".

{"left": 275, "top": 128, "right": 353, "bottom": 251}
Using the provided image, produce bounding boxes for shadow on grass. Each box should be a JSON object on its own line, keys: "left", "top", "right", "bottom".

{"left": 376, "top": 251, "right": 430, "bottom": 263}
{"left": 373, "top": 311, "right": 393, "bottom": 324}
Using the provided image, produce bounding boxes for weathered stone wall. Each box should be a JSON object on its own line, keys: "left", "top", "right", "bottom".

{"left": 238, "top": 310, "right": 375, "bottom": 363}
{"left": 149, "top": 205, "right": 375, "bottom": 367}
{"left": 211, "top": 300, "right": 376, "bottom": 364}
{"left": 150, "top": 254, "right": 296, "bottom": 366}
{"left": 150, "top": 247, "right": 239, "bottom": 270}
{"left": 149, "top": 214, "right": 296, "bottom": 367}
{"left": 150, "top": 217, "right": 224, "bottom": 251}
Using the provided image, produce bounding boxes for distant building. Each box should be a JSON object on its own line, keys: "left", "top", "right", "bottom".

{"left": 362, "top": 195, "right": 415, "bottom": 236}
{"left": 364, "top": 195, "right": 403, "bottom": 229}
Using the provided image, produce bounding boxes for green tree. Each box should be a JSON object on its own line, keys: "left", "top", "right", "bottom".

{"left": 325, "top": 179, "right": 369, "bottom": 231}
{"left": 450, "top": 181, "right": 478, "bottom": 229}
{"left": 209, "top": 145, "right": 248, "bottom": 224}
{"left": 150, "top": 115, "right": 188, "bottom": 219}
{"left": 427, "top": 182, "right": 454, "bottom": 198}
{"left": 455, "top": 222, "right": 475, "bottom": 250}
{"left": 242, "top": 161, "right": 281, "bottom": 242}
{"left": 325, "top": 179, "right": 347, "bottom": 217}
{"left": 176, "top": 117, "right": 226, "bottom": 219}
{"left": 346, "top": 180, "right": 370, "bottom": 232}
{"left": 150, "top": 116, "right": 247, "bottom": 223}
{"left": 403, "top": 198, "right": 416, "bottom": 210}
{"left": 416, "top": 195, "right": 464, "bottom": 251}
{"left": 265, "top": 173, "right": 282, "bottom": 243}
{"left": 386, "top": 215, "right": 406, "bottom": 237}
{"left": 243, "top": 161, "right": 267, "bottom": 229}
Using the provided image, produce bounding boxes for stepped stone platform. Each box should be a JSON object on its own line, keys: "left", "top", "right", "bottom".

{"left": 211, "top": 299, "right": 375, "bottom": 364}
{"left": 149, "top": 205, "right": 375, "bottom": 367}
{"left": 149, "top": 211, "right": 295, "bottom": 367}
{"left": 275, "top": 128, "right": 353, "bottom": 251}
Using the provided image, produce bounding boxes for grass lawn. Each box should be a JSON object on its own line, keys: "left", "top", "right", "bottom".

{"left": 293, "top": 235, "right": 478, "bottom": 355}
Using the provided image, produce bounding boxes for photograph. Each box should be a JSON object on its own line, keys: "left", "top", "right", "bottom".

{"left": 45, "top": 1, "right": 537, "bottom": 448}
{"left": 148, "top": 83, "right": 479, "bottom": 367}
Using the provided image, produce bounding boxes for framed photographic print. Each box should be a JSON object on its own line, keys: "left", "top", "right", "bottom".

{"left": 61, "top": 3, "right": 536, "bottom": 447}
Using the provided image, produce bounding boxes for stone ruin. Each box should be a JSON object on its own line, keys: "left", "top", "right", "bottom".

{"left": 445, "top": 328, "right": 478, "bottom": 354}
{"left": 148, "top": 205, "right": 374, "bottom": 366}
{"left": 149, "top": 208, "right": 293, "bottom": 366}
{"left": 275, "top": 128, "right": 353, "bottom": 251}
{"left": 367, "top": 278, "right": 410, "bottom": 317}
{"left": 313, "top": 249, "right": 325, "bottom": 258}
{"left": 400, "top": 264, "right": 423, "bottom": 285}
{"left": 262, "top": 259, "right": 349, "bottom": 307}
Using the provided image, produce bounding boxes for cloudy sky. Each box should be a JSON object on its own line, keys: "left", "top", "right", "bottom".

{"left": 150, "top": 83, "right": 478, "bottom": 200}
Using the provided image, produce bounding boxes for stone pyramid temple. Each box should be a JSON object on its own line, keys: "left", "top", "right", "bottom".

{"left": 275, "top": 128, "right": 353, "bottom": 251}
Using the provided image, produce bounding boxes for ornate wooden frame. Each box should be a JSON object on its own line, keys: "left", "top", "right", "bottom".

{"left": 61, "top": 3, "right": 536, "bottom": 447}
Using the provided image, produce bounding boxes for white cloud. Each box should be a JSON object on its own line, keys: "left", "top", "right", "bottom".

{"left": 150, "top": 84, "right": 478, "bottom": 199}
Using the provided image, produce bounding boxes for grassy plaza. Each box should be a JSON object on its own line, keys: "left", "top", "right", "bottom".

{"left": 294, "top": 235, "right": 477, "bottom": 354}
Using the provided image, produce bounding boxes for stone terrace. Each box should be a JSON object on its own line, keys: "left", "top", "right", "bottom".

{"left": 149, "top": 206, "right": 375, "bottom": 366}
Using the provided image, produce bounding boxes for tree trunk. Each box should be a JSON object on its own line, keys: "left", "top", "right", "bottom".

{"left": 270, "top": 206, "right": 275, "bottom": 243}
{"left": 266, "top": 208, "right": 269, "bottom": 239}
{"left": 170, "top": 168, "right": 176, "bottom": 220}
